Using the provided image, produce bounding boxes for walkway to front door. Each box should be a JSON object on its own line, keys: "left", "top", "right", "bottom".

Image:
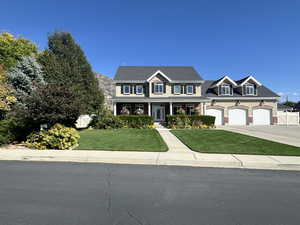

{"left": 152, "top": 104, "right": 165, "bottom": 122}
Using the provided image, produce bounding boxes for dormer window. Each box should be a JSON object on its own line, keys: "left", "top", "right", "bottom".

{"left": 154, "top": 83, "right": 164, "bottom": 94}
{"left": 174, "top": 85, "right": 181, "bottom": 94}
{"left": 123, "top": 85, "right": 131, "bottom": 94}
{"left": 220, "top": 84, "right": 231, "bottom": 95}
{"left": 245, "top": 84, "right": 255, "bottom": 95}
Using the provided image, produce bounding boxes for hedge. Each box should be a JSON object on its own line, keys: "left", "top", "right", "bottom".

{"left": 166, "top": 115, "right": 215, "bottom": 128}
{"left": 117, "top": 115, "right": 154, "bottom": 128}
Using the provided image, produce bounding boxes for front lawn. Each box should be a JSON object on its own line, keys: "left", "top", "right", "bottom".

{"left": 171, "top": 129, "right": 300, "bottom": 156}
{"left": 77, "top": 129, "right": 168, "bottom": 152}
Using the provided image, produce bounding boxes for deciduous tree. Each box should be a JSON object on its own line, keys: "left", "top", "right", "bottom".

{"left": 0, "top": 33, "right": 37, "bottom": 69}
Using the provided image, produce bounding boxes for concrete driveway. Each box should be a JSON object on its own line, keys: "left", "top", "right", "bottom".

{"left": 220, "top": 125, "right": 300, "bottom": 147}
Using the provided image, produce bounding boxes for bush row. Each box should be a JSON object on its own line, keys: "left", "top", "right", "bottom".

{"left": 90, "top": 110, "right": 154, "bottom": 129}
{"left": 117, "top": 115, "right": 154, "bottom": 128}
{"left": 166, "top": 115, "right": 215, "bottom": 129}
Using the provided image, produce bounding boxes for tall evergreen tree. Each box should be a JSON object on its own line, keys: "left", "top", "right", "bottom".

{"left": 39, "top": 31, "right": 103, "bottom": 113}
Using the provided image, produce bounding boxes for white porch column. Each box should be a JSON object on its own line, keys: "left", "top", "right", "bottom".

{"left": 148, "top": 102, "right": 151, "bottom": 116}
{"left": 113, "top": 103, "right": 117, "bottom": 116}
{"left": 203, "top": 103, "right": 206, "bottom": 115}
{"left": 170, "top": 102, "right": 173, "bottom": 115}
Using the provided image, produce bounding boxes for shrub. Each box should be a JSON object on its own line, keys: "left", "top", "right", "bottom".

{"left": 166, "top": 115, "right": 215, "bottom": 129}
{"left": 117, "top": 115, "right": 154, "bottom": 128}
{"left": 0, "top": 116, "right": 37, "bottom": 146}
{"left": 25, "top": 124, "right": 80, "bottom": 150}
{"left": 90, "top": 109, "right": 124, "bottom": 129}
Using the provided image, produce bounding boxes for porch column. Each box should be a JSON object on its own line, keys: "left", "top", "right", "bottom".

{"left": 113, "top": 103, "right": 117, "bottom": 116}
{"left": 148, "top": 102, "right": 151, "bottom": 116}
{"left": 203, "top": 103, "right": 206, "bottom": 115}
{"left": 170, "top": 102, "right": 173, "bottom": 115}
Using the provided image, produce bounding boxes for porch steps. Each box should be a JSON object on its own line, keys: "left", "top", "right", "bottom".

{"left": 154, "top": 122, "right": 166, "bottom": 129}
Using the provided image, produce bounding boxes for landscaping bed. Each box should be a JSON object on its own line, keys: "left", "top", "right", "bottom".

{"left": 171, "top": 129, "right": 300, "bottom": 156}
{"left": 77, "top": 129, "right": 168, "bottom": 152}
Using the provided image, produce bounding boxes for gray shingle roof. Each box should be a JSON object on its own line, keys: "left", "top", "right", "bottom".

{"left": 114, "top": 66, "right": 203, "bottom": 82}
{"left": 202, "top": 80, "right": 280, "bottom": 98}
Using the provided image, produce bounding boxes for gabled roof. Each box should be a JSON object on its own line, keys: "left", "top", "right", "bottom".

{"left": 236, "top": 76, "right": 262, "bottom": 86}
{"left": 211, "top": 75, "right": 238, "bottom": 87}
{"left": 114, "top": 66, "right": 203, "bottom": 82}
{"left": 202, "top": 80, "right": 280, "bottom": 98}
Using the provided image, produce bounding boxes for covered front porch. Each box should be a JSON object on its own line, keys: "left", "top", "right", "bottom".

{"left": 113, "top": 101, "right": 208, "bottom": 122}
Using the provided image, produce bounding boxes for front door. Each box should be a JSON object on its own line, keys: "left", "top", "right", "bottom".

{"left": 152, "top": 105, "right": 165, "bottom": 122}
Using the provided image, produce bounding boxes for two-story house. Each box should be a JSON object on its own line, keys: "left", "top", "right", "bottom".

{"left": 112, "top": 66, "right": 280, "bottom": 125}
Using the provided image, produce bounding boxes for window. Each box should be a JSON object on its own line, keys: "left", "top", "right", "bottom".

{"left": 135, "top": 104, "right": 144, "bottom": 114}
{"left": 154, "top": 83, "right": 164, "bottom": 94}
{"left": 173, "top": 104, "right": 183, "bottom": 115}
{"left": 136, "top": 85, "right": 143, "bottom": 94}
{"left": 245, "top": 84, "right": 255, "bottom": 95}
{"left": 186, "top": 85, "right": 194, "bottom": 94}
{"left": 123, "top": 85, "right": 131, "bottom": 94}
{"left": 186, "top": 104, "right": 195, "bottom": 115}
{"left": 174, "top": 85, "right": 181, "bottom": 94}
{"left": 220, "top": 84, "right": 231, "bottom": 95}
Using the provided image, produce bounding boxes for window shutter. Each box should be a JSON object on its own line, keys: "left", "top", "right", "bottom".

{"left": 121, "top": 85, "right": 124, "bottom": 94}
{"left": 254, "top": 84, "right": 257, "bottom": 95}
{"left": 133, "top": 85, "right": 136, "bottom": 94}
{"left": 230, "top": 85, "right": 233, "bottom": 95}
{"left": 193, "top": 85, "right": 196, "bottom": 94}
{"left": 243, "top": 85, "right": 246, "bottom": 95}
{"left": 152, "top": 83, "right": 154, "bottom": 93}
{"left": 130, "top": 85, "right": 133, "bottom": 94}
{"left": 163, "top": 82, "right": 166, "bottom": 93}
{"left": 171, "top": 85, "right": 174, "bottom": 94}
{"left": 218, "top": 86, "right": 221, "bottom": 95}
{"left": 181, "top": 85, "right": 184, "bottom": 94}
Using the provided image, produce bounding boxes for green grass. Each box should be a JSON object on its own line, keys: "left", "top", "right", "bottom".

{"left": 171, "top": 129, "right": 300, "bottom": 156}
{"left": 77, "top": 129, "right": 168, "bottom": 152}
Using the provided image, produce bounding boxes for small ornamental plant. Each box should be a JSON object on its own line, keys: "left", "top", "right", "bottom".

{"left": 25, "top": 124, "right": 80, "bottom": 150}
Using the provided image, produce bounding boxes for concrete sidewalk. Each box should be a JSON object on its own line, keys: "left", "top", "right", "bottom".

{"left": 1, "top": 148, "right": 300, "bottom": 171}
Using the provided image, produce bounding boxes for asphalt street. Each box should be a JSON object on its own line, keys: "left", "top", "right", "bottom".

{"left": 0, "top": 161, "right": 300, "bottom": 225}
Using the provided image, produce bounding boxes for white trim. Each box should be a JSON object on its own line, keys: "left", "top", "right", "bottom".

{"left": 213, "top": 76, "right": 238, "bottom": 87}
{"left": 239, "top": 76, "right": 262, "bottom": 86}
{"left": 146, "top": 70, "right": 172, "bottom": 82}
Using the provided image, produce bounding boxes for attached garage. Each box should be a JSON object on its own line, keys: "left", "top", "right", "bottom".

{"left": 206, "top": 108, "right": 224, "bottom": 125}
{"left": 228, "top": 108, "right": 247, "bottom": 125}
{"left": 253, "top": 108, "right": 271, "bottom": 125}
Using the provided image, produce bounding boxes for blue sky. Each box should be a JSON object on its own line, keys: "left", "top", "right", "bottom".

{"left": 1, "top": 0, "right": 299, "bottom": 102}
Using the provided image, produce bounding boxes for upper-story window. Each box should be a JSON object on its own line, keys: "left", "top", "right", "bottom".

{"left": 220, "top": 84, "right": 231, "bottom": 95}
{"left": 186, "top": 85, "right": 194, "bottom": 94}
{"left": 136, "top": 85, "right": 143, "bottom": 95}
{"left": 154, "top": 83, "right": 164, "bottom": 94}
{"left": 245, "top": 84, "right": 255, "bottom": 95}
{"left": 123, "top": 85, "right": 131, "bottom": 94}
{"left": 174, "top": 85, "right": 181, "bottom": 94}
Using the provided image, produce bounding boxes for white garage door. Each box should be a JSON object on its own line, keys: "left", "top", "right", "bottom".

{"left": 206, "top": 109, "right": 223, "bottom": 125}
{"left": 228, "top": 109, "right": 247, "bottom": 125}
{"left": 253, "top": 109, "right": 271, "bottom": 125}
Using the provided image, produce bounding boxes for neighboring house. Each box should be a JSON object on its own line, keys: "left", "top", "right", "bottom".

{"left": 112, "top": 66, "right": 280, "bottom": 125}
{"left": 277, "top": 103, "right": 294, "bottom": 112}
